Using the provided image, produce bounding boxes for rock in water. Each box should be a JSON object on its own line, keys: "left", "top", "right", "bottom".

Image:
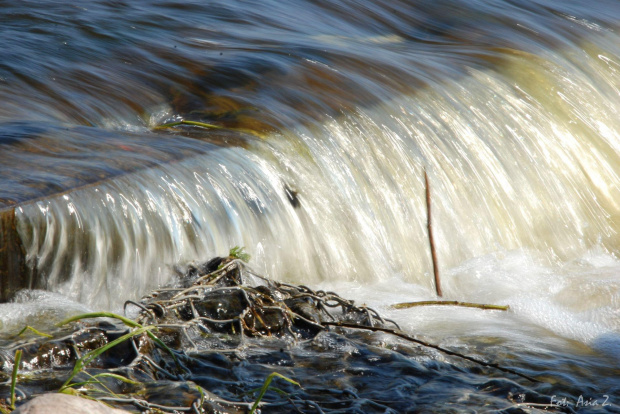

{"left": 13, "top": 393, "right": 130, "bottom": 414}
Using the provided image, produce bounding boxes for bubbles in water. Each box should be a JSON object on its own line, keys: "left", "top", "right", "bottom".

{"left": 0, "top": 290, "right": 92, "bottom": 335}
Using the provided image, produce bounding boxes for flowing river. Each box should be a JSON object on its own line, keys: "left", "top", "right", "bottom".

{"left": 1, "top": 0, "right": 620, "bottom": 411}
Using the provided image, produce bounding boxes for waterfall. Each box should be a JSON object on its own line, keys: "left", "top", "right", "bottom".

{"left": 11, "top": 33, "right": 620, "bottom": 315}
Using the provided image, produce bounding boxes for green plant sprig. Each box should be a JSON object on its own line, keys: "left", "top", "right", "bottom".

{"left": 57, "top": 312, "right": 181, "bottom": 388}
{"left": 229, "top": 246, "right": 251, "bottom": 262}
{"left": 9, "top": 350, "right": 22, "bottom": 410}
{"left": 249, "top": 372, "right": 300, "bottom": 414}
{"left": 60, "top": 372, "right": 140, "bottom": 394}
{"left": 57, "top": 312, "right": 140, "bottom": 329}
{"left": 60, "top": 325, "right": 154, "bottom": 390}
{"left": 15, "top": 325, "right": 53, "bottom": 339}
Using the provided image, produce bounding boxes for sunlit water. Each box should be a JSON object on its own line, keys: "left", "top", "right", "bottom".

{"left": 2, "top": 0, "right": 620, "bottom": 411}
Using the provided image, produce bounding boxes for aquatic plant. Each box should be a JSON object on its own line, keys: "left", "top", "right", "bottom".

{"left": 229, "top": 245, "right": 251, "bottom": 262}
{"left": 58, "top": 325, "right": 153, "bottom": 391}
{"left": 249, "top": 372, "right": 301, "bottom": 414}
{"left": 9, "top": 350, "right": 21, "bottom": 410}
{"left": 15, "top": 326, "right": 53, "bottom": 339}
{"left": 154, "top": 119, "right": 266, "bottom": 138}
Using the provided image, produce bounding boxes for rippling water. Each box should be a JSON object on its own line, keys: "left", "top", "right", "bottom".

{"left": 2, "top": 0, "right": 620, "bottom": 411}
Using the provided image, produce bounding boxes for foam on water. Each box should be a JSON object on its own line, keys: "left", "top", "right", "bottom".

{"left": 0, "top": 290, "right": 92, "bottom": 334}
{"left": 316, "top": 247, "right": 620, "bottom": 358}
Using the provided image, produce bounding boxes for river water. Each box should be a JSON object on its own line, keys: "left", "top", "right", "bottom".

{"left": 1, "top": 0, "right": 620, "bottom": 412}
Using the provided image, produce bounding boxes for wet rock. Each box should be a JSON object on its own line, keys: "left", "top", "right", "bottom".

{"left": 13, "top": 393, "right": 130, "bottom": 414}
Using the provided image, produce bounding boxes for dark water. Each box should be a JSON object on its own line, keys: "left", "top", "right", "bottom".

{"left": 2, "top": 0, "right": 618, "bottom": 150}
{"left": 2, "top": 0, "right": 620, "bottom": 412}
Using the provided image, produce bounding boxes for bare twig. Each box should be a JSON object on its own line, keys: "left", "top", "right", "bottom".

{"left": 391, "top": 301, "right": 509, "bottom": 311}
{"left": 425, "top": 170, "right": 442, "bottom": 297}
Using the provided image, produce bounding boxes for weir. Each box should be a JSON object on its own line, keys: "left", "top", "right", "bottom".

{"left": 4, "top": 35, "right": 620, "bottom": 309}
{"left": 0, "top": 125, "right": 255, "bottom": 302}
{"left": 1, "top": 0, "right": 620, "bottom": 312}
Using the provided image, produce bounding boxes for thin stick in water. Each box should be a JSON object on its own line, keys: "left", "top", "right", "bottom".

{"left": 391, "top": 300, "right": 509, "bottom": 311}
{"left": 425, "top": 170, "right": 442, "bottom": 297}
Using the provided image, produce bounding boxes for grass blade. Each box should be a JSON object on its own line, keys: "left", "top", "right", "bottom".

{"left": 57, "top": 312, "right": 141, "bottom": 329}
{"left": 10, "top": 350, "right": 22, "bottom": 410}
{"left": 16, "top": 326, "right": 53, "bottom": 339}
{"left": 61, "top": 325, "right": 152, "bottom": 390}
{"left": 154, "top": 120, "right": 222, "bottom": 130}
{"left": 249, "top": 372, "right": 300, "bottom": 414}
{"left": 58, "top": 312, "right": 179, "bottom": 365}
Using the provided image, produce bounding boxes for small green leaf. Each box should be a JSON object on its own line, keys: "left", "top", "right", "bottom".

{"left": 229, "top": 246, "right": 251, "bottom": 262}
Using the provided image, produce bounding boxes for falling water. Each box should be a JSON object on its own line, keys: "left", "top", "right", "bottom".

{"left": 12, "top": 35, "right": 620, "bottom": 309}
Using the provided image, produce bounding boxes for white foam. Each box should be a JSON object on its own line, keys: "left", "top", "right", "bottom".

{"left": 318, "top": 248, "right": 620, "bottom": 348}
{"left": 0, "top": 290, "right": 92, "bottom": 334}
